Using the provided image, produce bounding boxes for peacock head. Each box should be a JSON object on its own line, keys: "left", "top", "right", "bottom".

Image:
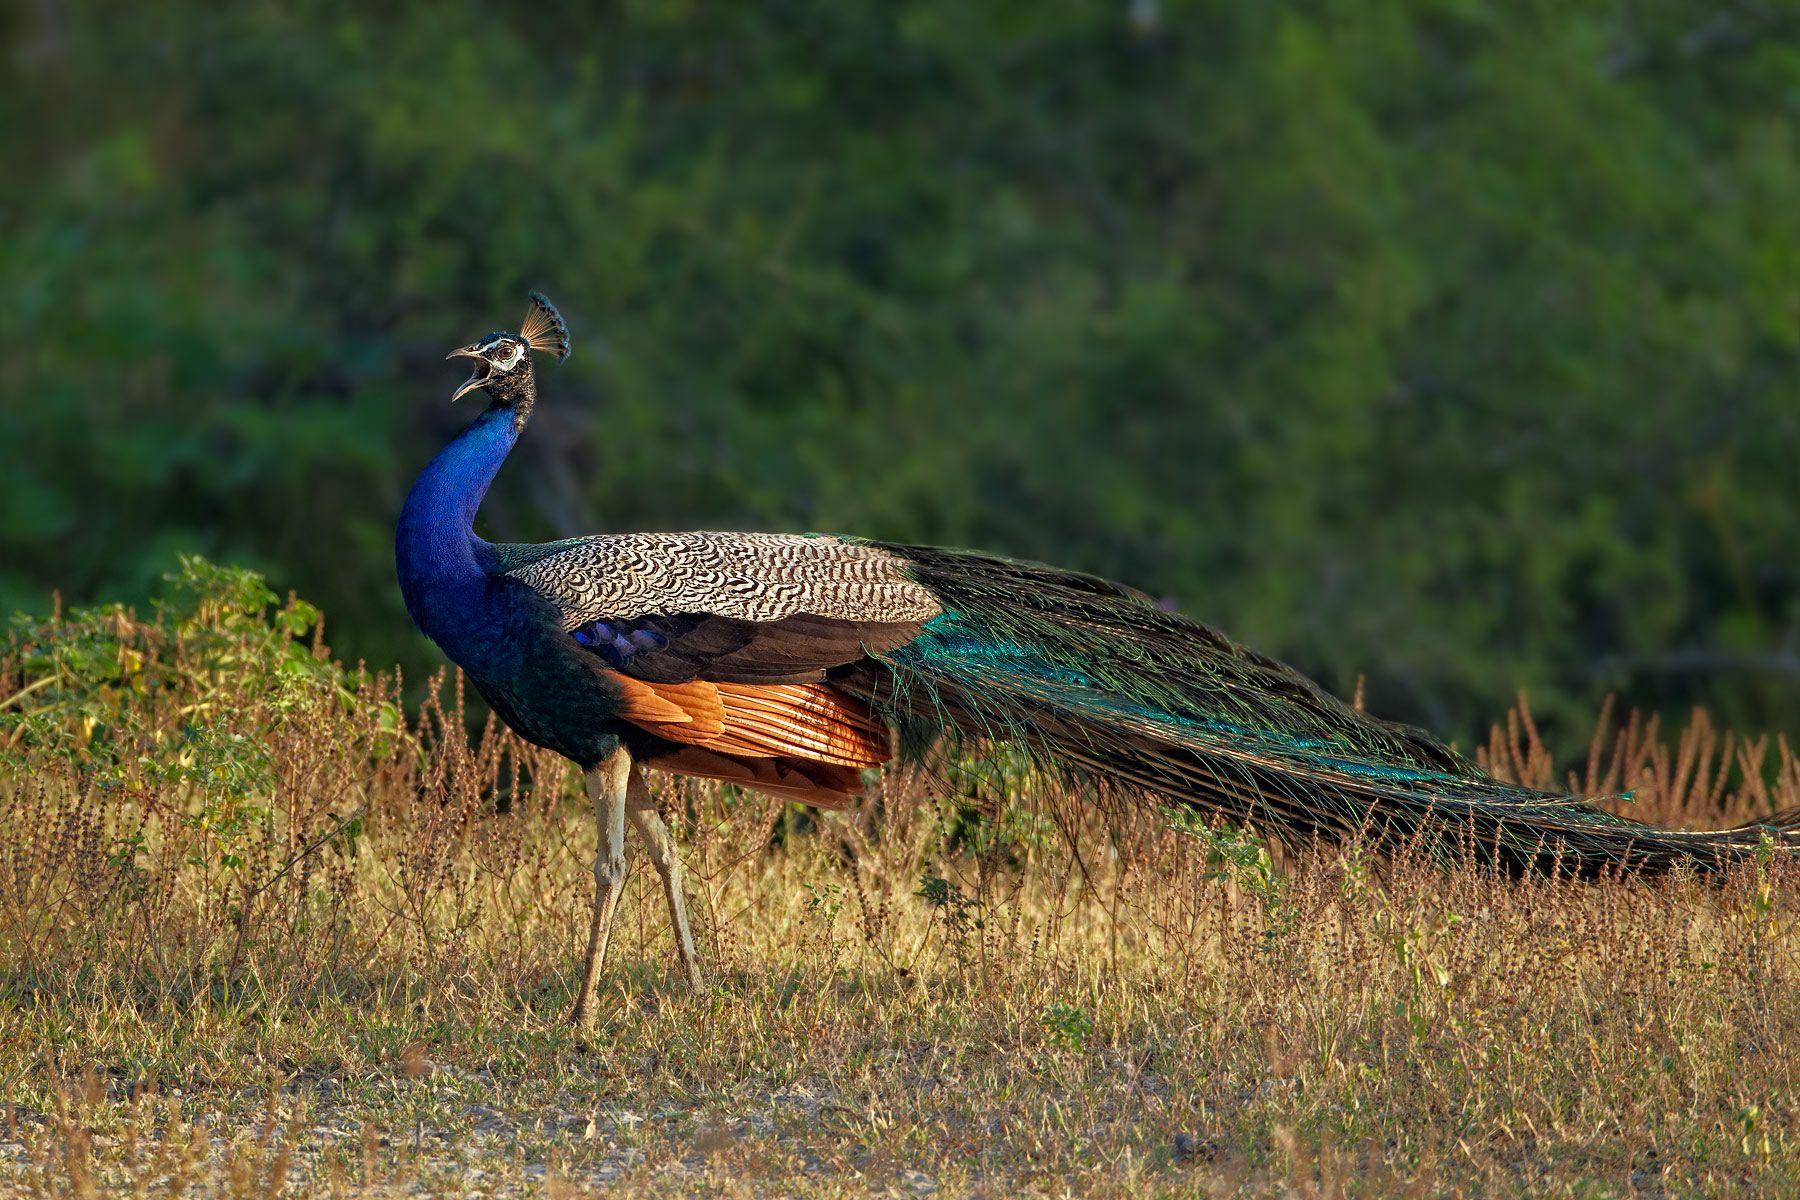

{"left": 445, "top": 292, "right": 570, "bottom": 406}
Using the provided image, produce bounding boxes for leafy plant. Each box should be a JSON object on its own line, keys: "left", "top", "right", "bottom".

{"left": 1039, "top": 1003, "right": 1093, "bottom": 1052}
{"left": 1165, "top": 808, "right": 1294, "bottom": 942}
{"left": 3, "top": 556, "right": 362, "bottom": 790}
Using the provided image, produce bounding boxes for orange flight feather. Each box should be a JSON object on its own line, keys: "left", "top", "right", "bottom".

{"left": 607, "top": 673, "right": 891, "bottom": 804}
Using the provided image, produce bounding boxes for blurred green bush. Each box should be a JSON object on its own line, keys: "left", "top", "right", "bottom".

{"left": 3, "top": 2, "right": 1797, "bottom": 746}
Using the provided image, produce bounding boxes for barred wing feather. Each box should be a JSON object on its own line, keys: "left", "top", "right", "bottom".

{"left": 498, "top": 532, "right": 941, "bottom": 626}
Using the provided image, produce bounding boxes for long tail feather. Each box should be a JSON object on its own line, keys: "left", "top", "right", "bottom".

{"left": 847, "top": 543, "right": 1800, "bottom": 876}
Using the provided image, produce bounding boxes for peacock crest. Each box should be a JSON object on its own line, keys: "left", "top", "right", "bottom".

{"left": 520, "top": 291, "right": 570, "bottom": 361}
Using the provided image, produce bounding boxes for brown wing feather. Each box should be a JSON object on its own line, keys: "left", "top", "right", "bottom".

{"left": 648, "top": 746, "right": 865, "bottom": 810}
{"left": 616, "top": 613, "right": 925, "bottom": 684}
{"left": 608, "top": 672, "right": 890, "bottom": 805}
{"left": 706, "top": 682, "right": 889, "bottom": 767}
{"left": 610, "top": 674, "right": 724, "bottom": 738}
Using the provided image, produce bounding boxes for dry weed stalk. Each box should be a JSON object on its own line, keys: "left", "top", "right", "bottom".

{"left": 0, "top": 566, "right": 1796, "bottom": 1195}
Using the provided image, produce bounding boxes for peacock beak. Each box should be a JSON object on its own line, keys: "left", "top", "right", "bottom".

{"left": 446, "top": 345, "right": 489, "bottom": 403}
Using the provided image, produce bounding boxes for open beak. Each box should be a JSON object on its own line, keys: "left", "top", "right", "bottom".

{"left": 446, "top": 345, "right": 489, "bottom": 403}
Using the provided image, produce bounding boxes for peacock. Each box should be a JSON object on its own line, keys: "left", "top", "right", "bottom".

{"left": 397, "top": 294, "right": 1799, "bottom": 1023}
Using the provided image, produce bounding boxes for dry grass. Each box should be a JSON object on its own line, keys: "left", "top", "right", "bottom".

{"left": 1, "top": 563, "right": 1797, "bottom": 1197}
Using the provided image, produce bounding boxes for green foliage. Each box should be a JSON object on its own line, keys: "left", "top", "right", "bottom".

{"left": 4, "top": 2, "right": 1799, "bottom": 746}
{"left": 2, "top": 555, "right": 364, "bottom": 802}
{"left": 802, "top": 880, "right": 846, "bottom": 924}
{"left": 941, "top": 798, "right": 1060, "bottom": 868}
{"left": 1039, "top": 1002, "right": 1093, "bottom": 1052}
{"left": 916, "top": 871, "right": 983, "bottom": 934}
{"left": 1167, "top": 807, "right": 1294, "bottom": 940}
{"left": 1376, "top": 904, "right": 1464, "bottom": 1040}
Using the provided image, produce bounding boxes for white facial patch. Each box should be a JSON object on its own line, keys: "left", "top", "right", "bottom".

{"left": 488, "top": 341, "right": 525, "bottom": 372}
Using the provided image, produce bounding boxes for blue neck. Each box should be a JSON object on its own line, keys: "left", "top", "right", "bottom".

{"left": 396, "top": 405, "right": 520, "bottom": 638}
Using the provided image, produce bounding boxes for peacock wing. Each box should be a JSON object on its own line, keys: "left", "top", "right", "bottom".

{"left": 494, "top": 532, "right": 944, "bottom": 805}
{"left": 494, "top": 531, "right": 939, "bottom": 682}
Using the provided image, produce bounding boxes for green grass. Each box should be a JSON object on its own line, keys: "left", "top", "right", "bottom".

{"left": 2, "top": 562, "right": 1797, "bottom": 1197}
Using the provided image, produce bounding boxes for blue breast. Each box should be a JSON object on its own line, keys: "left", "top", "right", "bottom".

{"left": 396, "top": 402, "right": 632, "bottom": 768}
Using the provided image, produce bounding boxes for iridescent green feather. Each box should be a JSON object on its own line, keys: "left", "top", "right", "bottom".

{"left": 848, "top": 542, "right": 1800, "bottom": 876}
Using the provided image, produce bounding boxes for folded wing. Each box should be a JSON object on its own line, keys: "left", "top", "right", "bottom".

{"left": 498, "top": 532, "right": 934, "bottom": 805}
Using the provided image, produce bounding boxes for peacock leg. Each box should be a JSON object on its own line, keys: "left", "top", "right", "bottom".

{"left": 571, "top": 746, "right": 632, "bottom": 1026}
{"left": 627, "top": 769, "right": 706, "bottom": 991}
